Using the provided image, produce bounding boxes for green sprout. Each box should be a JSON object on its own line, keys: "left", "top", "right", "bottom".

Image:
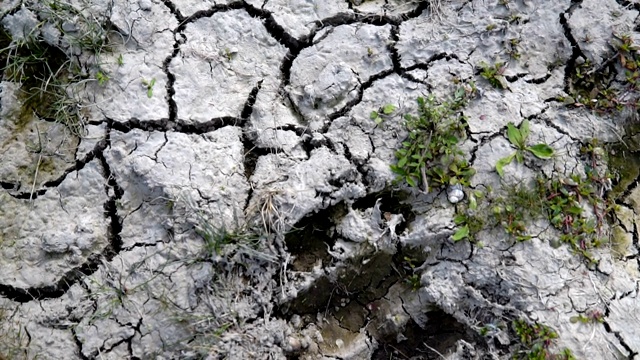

{"left": 495, "top": 120, "right": 554, "bottom": 178}
{"left": 479, "top": 61, "right": 508, "bottom": 89}
{"left": 370, "top": 103, "right": 396, "bottom": 124}
{"left": 142, "top": 78, "right": 156, "bottom": 98}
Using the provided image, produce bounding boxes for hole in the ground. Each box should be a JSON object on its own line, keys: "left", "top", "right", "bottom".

{"left": 372, "top": 310, "right": 478, "bottom": 360}
{"left": 352, "top": 190, "right": 414, "bottom": 234}
{"left": 284, "top": 204, "right": 346, "bottom": 272}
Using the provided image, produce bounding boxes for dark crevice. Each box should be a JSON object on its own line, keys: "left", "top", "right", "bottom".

{"left": 524, "top": 73, "right": 553, "bottom": 84}
{"left": 162, "top": 32, "right": 183, "bottom": 123}
{"left": 71, "top": 327, "right": 91, "bottom": 360}
{"left": 504, "top": 73, "right": 528, "bottom": 83}
{"left": 108, "top": 118, "right": 171, "bottom": 133}
{"left": 106, "top": 116, "right": 246, "bottom": 134}
{"left": 559, "top": 6, "right": 586, "bottom": 96}
{"left": 602, "top": 320, "right": 637, "bottom": 358}
{"left": 615, "top": 0, "right": 640, "bottom": 12}
{"left": 161, "top": 0, "right": 186, "bottom": 23}
{"left": 174, "top": 117, "right": 245, "bottom": 133}
{"left": 352, "top": 190, "right": 414, "bottom": 234}
{"left": 178, "top": 2, "right": 302, "bottom": 50}
{"left": 326, "top": 69, "right": 395, "bottom": 123}
{"left": 240, "top": 80, "right": 264, "bottom": 120}
{"left": 242, "top": 136, "right": 273, "bottom": 181}
{"left": 280, "top": 2, "right": 428, "bottom": 87}
{"left": 371, "top": 311, "right": 479, "bottom": 360}
{"left": 401, "top": 52, "right": 458, "bottom": 73}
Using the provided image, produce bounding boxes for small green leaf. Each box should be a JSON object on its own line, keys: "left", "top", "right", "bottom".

{"left": 453, "top": 214, "right": 466, "bottom": 224}
{"left": 568, "top": 205, "right": 583, "bottom": 215}
{"left": 515, "top": 150, "right": 524, "bottom": 163}
{"left": 452, "top": 225, "right": 470, "bottom": 241}
{"left": 519, "top": 119, "right": 530, "bottom": 141}
{"left": 506, "top": 122, "right": 523, "bottom": 148}
{"left": 496, "top": 152, "right": 515, "bottom": 177}
{"left": 397, "top": 157, "right": 408, "bottom": 168}
{"left": 382, "top": 104, "right": 396, "bottom": 115}
{"left": 406, "top": 176, "right": 417, "bottom": 187}
{"left": 469, "top": 193, "right": 478, "bottom": 210}
{"left": 370, "top": 111, "right": 379, "bottom": 120}
{"left": 526, "top": 144, "right": 554, "bottom": 159}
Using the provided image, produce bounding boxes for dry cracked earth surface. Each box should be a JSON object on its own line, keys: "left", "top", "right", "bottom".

{"left": 1, "top": 0, "right": 640, "bottom": 359}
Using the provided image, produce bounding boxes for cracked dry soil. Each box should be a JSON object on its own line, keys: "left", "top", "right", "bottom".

{"left": 1, "top": 0, "right": 640, "bottom": 359}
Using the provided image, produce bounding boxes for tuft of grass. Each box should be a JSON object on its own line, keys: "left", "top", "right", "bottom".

{"left": 0, "top": 0, "right": 116, "bottom": 136}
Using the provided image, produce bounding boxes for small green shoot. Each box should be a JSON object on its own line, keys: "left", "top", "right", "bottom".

{"left": 496, "top": 120, "right": 554, "bottom": 177}
{"left": 142, "top": 78, "right": 156, "bottom": 98}
{"left": 370, "top": 104, "right": 396, "bottom": 124}
{"left": 117, "top": 54, "right": 124, "bottom": 66}
{"left": 96, "top": 71, "right": 109, "bottom": 85}
{"left": 402, "top": 257, "right": 422, "bottom": 291}
{"left": 479, "top": 61, "right": 508, "bottom": 89}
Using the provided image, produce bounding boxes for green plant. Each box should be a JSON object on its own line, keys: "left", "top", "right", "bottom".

{"left": 370, "top": 103, "right": 396, "bottom": 125}
{"left": 0, "top": 1, "right": 115, "bottom": 136}
{"left": 389, "top": 85, "right": 476, "bottom": 192}
{"left": 479, "top": 61, "right": 507, "bottom": 89}
{"left": 194, "top": 216, "right": 254, "bottom": 257}
{"left": 512, "top": 319, "right": 575, "bottom": 360}
{"left": 537, "top": 175, "right": 610, "bottom": 264}
{"left": 567, "top": 32, "right": 640, "bottom": 113}
{"left": 495, "top": 120, "right": 554, "bottom": 177}
{"left": 570, "top": 309, "right": 604, "bottom": 324}
{"left": 95, "top": 70, "right": 109, "bottom": 85}
{"left": 117, "top": 53, "right": 124, "bottom": 66}
{"left": 142, "top": 77, "right": 156, "bottom": 98}
{"left": 452, "top": 210, "right": 484, "bottom": 242}
{"left": 506, "top": 38, "right": 521, "bottom": 59}
{"left": 402, "top": 257, "right": 422, "bottom": 291}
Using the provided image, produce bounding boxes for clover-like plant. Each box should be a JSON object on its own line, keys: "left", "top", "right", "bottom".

{"left": 495, "top": 120, "right": 554, "bottom": 177}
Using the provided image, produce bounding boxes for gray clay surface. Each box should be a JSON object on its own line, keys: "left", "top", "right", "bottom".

{"left": 1, "top": 0, "right": 640, "bottom": 359}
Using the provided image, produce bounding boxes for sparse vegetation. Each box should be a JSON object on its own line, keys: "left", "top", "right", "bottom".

{"left": 388, "top": 84, "right": 477, "bottom": 192}
{"left": 567, "top": 32, "right": 640, "bottom": 114}
{"left": 0, "top": 0, "right": 116, "bottom": 136}
{"left": 512, "top": 319, "right": 576, "bottom": 360}
{"left": 479, "top": 61, "right": 508, "bottom": 89}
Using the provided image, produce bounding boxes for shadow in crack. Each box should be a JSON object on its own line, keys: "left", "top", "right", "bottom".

{"left": 372, "top": 310, "right": 478, "bottom": 360}
{"left": 284, "top": 204, "right": 345, "bottom": 272}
